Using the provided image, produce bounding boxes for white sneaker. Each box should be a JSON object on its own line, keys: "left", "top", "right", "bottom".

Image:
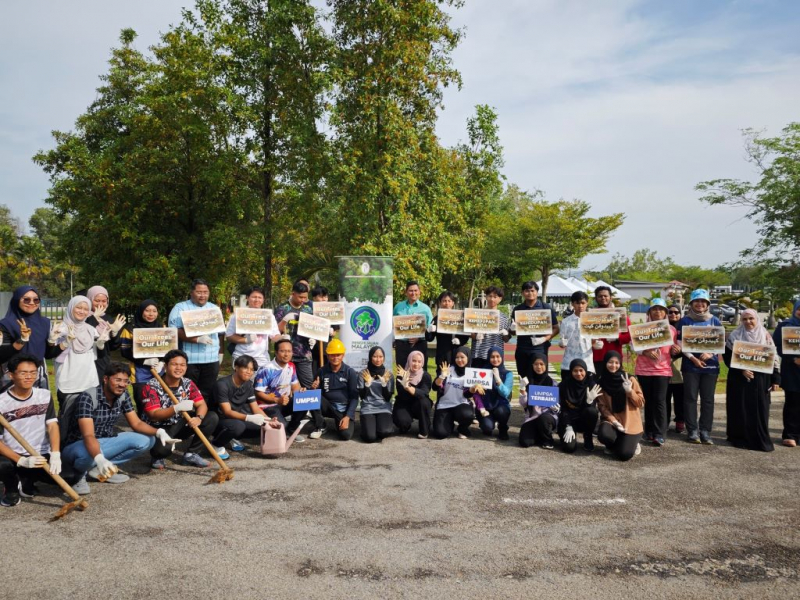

{"left": 214, "top": 446, "right": 230, "bottom": 460}
{"left": 309, "top": 428, "right": 324, "bottom": 439}
{"left": 634, "top": 443, "right": 641, "bottom": 456}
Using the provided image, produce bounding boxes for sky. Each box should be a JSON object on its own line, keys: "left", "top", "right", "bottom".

{"left": 1, "top": 0, "right": 798, "bottom": 272}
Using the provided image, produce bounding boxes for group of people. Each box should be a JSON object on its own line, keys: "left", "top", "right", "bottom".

{"left": 0, "top": 278, "right": 798, "bottom": 509}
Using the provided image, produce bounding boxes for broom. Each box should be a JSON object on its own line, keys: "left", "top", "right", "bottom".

{"left": 0, "top": 413, "right": 88, "bottom": 521}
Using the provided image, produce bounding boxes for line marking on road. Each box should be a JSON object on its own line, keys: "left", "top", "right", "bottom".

{"left": 503, "top": 497, "right": 626, "bottom": 506}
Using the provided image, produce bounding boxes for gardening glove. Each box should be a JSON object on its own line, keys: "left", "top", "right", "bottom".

{"left": 48, "top": 451, "right": 61, "bottom": 475}
{"left": 17, "top": 455, "right": 47, "bottom": 469}
{"left": 452, "top": 337, "right": 462, "bottom": 346}
{"left": 218, "top": 354, "right": 224, "bottom": 365}
{"left": 500, "top": 329, "right": 508, "bottom": 336}
{"left": 92, "top": 305, "right": 107, "bottom": 321}
{"left": 400, "top": 372, "right": 411, "bottom": 389}
{"left": 17, "top": 319, "right": 31, "bottom": 342}
{"left": 93, "top": 454, "right": 116, "bottom": 479}
{"left": 155, "top": 428, "right": 181, "bottom": 452}
{"left": 143, "top": 358, "right": 160, "bottom": 366}
{"left": 362, "top": 370, "right": 374, "bottom": 385}
{"left": 587, "top": 384, "right": 602, "bottom": 404}
{"left": 66, "top": 324, "right": 77, "bottom": 344}
{"left": 519, "top": 376, "right": 529, "bottom": 389}
{"left": 622, "top": 373, "right": 633, "bottom": 394}
{"left": 509, "top": 321, "right": 517, "bottom": 332}
{"left": 563, "top": 426, "right": 576, "bottom": 444}
{"left": 109, "top": 314, "right": 126, "bottom": 335}
{"left": 173, "top": 399, "right": 194, "bottom": 415}
{"left": 48, "top": 322, "right": 60, "bottom": 345}
{"left": 196, "top": 335, "right": 214, "bottom": 345}
{"left": 309, "top": 339, "right": 317, "bottom": 349}
{"left": 492, "top": 368, "right": 502, "bottom": 385}
{"left": 281, "top": 312, "right": 298, "bottom": 323}
{"left": 532, "top": 336, "right": 547, "bottom": 346}
{"left": 613, "top": 421, "right": 626, "bottom": 433}
{"left": 396, "top": 365, "right": 407, "bottom": 379}
{"left": 427, "top": 323, "right": 437, "bottom": 333}
{"left": 559, "top": 336, "right": 567, "bottom": 348}
{"left": 245, "top": 414, "right": 268, "bottom": 427}
{"left": 438, "top": 362, "right": 450, "bottom": 376}
{"left": 593, "top": 339, "right": 604, "bottom": 350}
{"left": 550, "top": 402, "right": 561, "bottom": 414}
{"left": 381, "top": 372, "right": 391, "bottom": 387}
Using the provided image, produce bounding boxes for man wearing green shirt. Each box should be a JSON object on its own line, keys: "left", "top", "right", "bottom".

{"left": 393, "top": 281, "right": 433, "bottom": 369}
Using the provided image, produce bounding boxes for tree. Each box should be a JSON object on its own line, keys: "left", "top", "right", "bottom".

{"left": 0, "top": 204, "right": 21, "bottom": 290}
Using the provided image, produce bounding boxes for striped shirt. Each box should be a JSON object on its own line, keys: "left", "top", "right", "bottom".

{"left": 472, "top": 313, "right": 510, "bottom": 360}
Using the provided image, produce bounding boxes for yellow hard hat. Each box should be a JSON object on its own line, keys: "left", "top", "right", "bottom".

{"left": 326, "top": 338, "right": 346, "bottom": 355}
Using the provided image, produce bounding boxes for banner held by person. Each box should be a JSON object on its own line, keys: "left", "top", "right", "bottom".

{"left": 731, "top": 340, "right": 777, "bottom": 375}
{"left": 234, "top": 308, "right": 275, "bottom": 334}
{"left": 629, "top": 320, "right": 673, "bottom": 352}
{"left": 527, "top": 385, "right": 559, "bottom": 408}
{"left": 132, "top": 327, "right": 179, "bottom": 359}
{"left": 436, "top": 309, "right": 465, "bottom": 335}
{"left": 781, "top": 326, "right": 800, "bottom": 356}
{"left": 297, "top": 312, "right": 332, "bottom": 343}
{"left": 313, "top": 302, "right": 346, "bottom": 325}
{"left": 579, "top": 312, "right": 620, "bottom": 339}
{"left": 180, "top": 307, "right": 225, "bottom": 337}
{"left": 463, "top": 308, "right": 500, "bottom": 334}
{"left": 393, "top": 314, "right": 427, "bottom": 340}
{"left": 514, "top": 309, "right": 553, "bottom": 336}
{"left": 681, "top": 326, "right": 726, "bottom": 355}
{"left": 464, "top": 367, "right": 493, "bottom": 389}
{"left": 589, "top": 307, "right": 628, "bottom": 332}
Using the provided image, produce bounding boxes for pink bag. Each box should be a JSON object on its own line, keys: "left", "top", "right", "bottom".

{"left": 260, "top": 420, "right": 309, "bottom": 456}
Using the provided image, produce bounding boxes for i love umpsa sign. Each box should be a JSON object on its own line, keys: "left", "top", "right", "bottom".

{"left": 463, "top": 368, "right": 493, "bottom": 389}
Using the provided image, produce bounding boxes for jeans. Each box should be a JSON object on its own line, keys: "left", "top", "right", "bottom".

{"left": 62, "top": 433, "right": 155, "bottom": 474}
{"left": 682, "top": 371, "right": 718, "bottom": 435}
{"left": 477, "top": 405, "right": 510, "bottom": 436}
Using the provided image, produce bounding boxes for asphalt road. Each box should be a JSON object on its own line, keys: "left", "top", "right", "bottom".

{"left": 2, "top": 394, "right": 798, "bottom": 599}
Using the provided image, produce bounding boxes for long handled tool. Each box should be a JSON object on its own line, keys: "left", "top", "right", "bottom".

{"left": 0, "top": 413, "right": 88, "bottom": 521}
{"left": 150, "top": 368, "right": 233, "bottom": 484}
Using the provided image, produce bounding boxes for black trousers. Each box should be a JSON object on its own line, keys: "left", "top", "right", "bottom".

{"left": 784, "top": 390, "right": 800, "bottom": 442}
{"left": 151, "top": 412, "right": 221, "bottom": 458}
{"left": 393, "top": 396, "right": 432, "bottom": 437}
{"left": 432, "top": 403, "right": 474, "bottom": 439}
{"left": 214, "top": 418, "right": 264, "bottom": 443}
{"left": 515, "top": 349, "right": 538, "bottom": 381}
{"left": 683, "top": 371, "right": 718, "bottom": 435}
{"left": 286, "top": 357, "right": 324, "bottom": 432}
{"left": 666, "top": 382, "right": 685, "bottom": 424}
{"left": 640, "top": 375, "right": 670, "bottom": 438}
{"left": 598, "top": 422, "right": 642, "bottom": 461}
{"left": 519, "top": 414, "right": 556, "bottom": 448}
{"left": 477, "top": 404, "right": 510, "bottom": 436}
{"left": 320, "top": 397, "right": 354, "bottom": 441}
{"left": 558, "top": 405, "right": 599, "bottom": 453}
{"left": 185, "top": 362, "right": 220, "bottom": 408}
{"left": 0, "top": 454, "right": 79, "bottom": 491}
{"left": 360, "top": 412, "right": 395, "bottom": 443}
{"left": 395, "top": 340, "right": 428, "bottom": 371}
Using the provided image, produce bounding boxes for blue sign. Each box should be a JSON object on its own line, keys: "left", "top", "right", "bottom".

{"left": 293, "top": 389, "right": 321, "bottom": 411}
{"left": 527, "top": 385, "right": 559, "bottom": 408}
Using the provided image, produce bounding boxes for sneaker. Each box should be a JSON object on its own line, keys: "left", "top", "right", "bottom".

{"left": 634, "top": 443, "right": 641, "bottom": 456}
{"left": 498, "top": 431, "right": 510, "bottom": 441}
{"left": 700, "top": 434, "right": 714, "bottom": 446}
{"left": 644, "top": 432, "right": 654, "bottom": 443}
{"left": 182, "top": 452, "right": 209, "bottom": 468}
{"left": 675, "top": 421, "right": 686, "bottom": 434}
{"left": 783, "top": 439, "right": 797, "bottom": 448}
{"left": 214, "top": 446, "right": 230, "bottom": 460}
{"left": 19, "top": 480, "right": 38, "bottom": 498}
{"left": 653, "top": 436, "right": 665, "bottom": 447}
{"left": 151, "top": 458, "right": 166, "bottom": 470}
{"left": 309, "top": 428, "right": 325, "bottom": 440}
{"left": 293, "top": 435, "right": 306, "bottom": 443}
{"left": 418, "top": 433, "right": 428, "bottom": 439}
{"left": 1, "top": 487, "right": 20, "bottom": 507}
{"left": 457, "top": 432, "right": 467, "bottom": 439}
{"left": 687, "top": 432, "right": 701, "bottom": 444}
{"left": 105, "top": 472, "right": 130, "bottom": 484}
{"left": 230, "top": 439, "right": 246, "bottom": 452}
{"left": 584, "top": 439, "right": 595, "bottom": 452}
{"left": 604, "top": 447, "right": 613, "bottom": 455}
{"left": 542, "top": 442, "right": 554, "bottom": 450}
{"left": 72, "top": 476, "right": 90, "bottom": 496}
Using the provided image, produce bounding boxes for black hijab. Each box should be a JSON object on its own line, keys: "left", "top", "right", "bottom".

{"left": 367, "top": 345, "right": 386, "bottom": 378}
{"left": 559, "top": 358, "right": 591, "bottom": 408}
{"left": 599, "top": 351, "right": 627, "bottom": 413}
{"left": 133, "top": 299, "right": 161, "bottom": 329}
{"left": 454, "top": 346, "right": 471, "bottom": 376}
{"left": 529, "top": 353, "right": 552, "bottom": 386}
{"left": 0, "top": 286, "right": 50, "bottom": 359}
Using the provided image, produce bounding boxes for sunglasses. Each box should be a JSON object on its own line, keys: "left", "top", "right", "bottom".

{"left": 21, "top": 298, "right": 41, "bottom": 305}
{"left": 668, "top": 310, "right": 680, "bottom": 315}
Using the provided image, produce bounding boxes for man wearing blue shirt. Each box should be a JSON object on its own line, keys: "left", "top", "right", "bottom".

{"left": 168, "top": 279, "right": 224, "bottom": 405}
{"left": 393, "top": 281, "right": 433, "bottom": 369}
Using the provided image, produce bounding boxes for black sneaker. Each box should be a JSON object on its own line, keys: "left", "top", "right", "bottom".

{"left": 498, "top": 430, "right": 510, "bottom": 441}
{"left": 1, "top": 487, "right": 21, "bottom": 507}
{"left": 19, "top": 480, "right": 38, "bottom": 498}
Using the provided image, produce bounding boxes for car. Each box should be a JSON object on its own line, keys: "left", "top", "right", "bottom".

{"left": 709, "top": 305, "right": 733, "bottom": 323}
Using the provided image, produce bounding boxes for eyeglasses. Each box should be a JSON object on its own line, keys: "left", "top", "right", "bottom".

{"left": 21, "top": 298, "right": 40, "bottom": 305}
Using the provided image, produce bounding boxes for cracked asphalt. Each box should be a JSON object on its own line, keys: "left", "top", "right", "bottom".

{"left": 2, "top": 393, "right": 798, "bottom": 599}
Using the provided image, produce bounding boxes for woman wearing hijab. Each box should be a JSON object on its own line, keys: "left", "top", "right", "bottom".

{"left": 392, "top": 350, "right": 433, "bottom": 438}
{"left": 518, "top": 353, "right": 560, "bottom": 448}
{"left": 85, "top": 286, "right": 126, "bottom": 383}
{"left": 0, "top": 286, "right": 57, "bottom": 389}
{"left": 725, "top": 309, "right": 780, "bottom": 452}
{"left": 119, "top": 299, "right": 163, "bottom": 413}
{"left": 425, "top": 291, "right": 464, "bottom": 396}
{"left": 773, "top": 300, "right": 800, "bottom": 447}
{"left": 474, "top": 346, "right": 513, "bottom": 440}
{"left": 432, "top": 346, "right": 475, "bottom": 439}
{"left": 597, "top": 351, "right": 645, "bottom": 461}
{"left": 358, "top": 346, "right": 396, "bottom": 443}
{"left": 676, "top": 289, "right": 723, "bottom": 444}
{"left": 557, "top": 359, "right": 601, "bottom": 452}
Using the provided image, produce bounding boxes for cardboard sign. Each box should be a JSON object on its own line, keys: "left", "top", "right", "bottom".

{"left": 293, "top": 389, "right": 321, "bottom": 411}
{"left": 313, "top": 302, "right": 346, "bottom": 325}
{"left": 731, "top": 340, "right": 776, "bottom": 375}
{"left": 681, "top": 326, "right": 726, "bottom": 355}
{"left": 132, "top": 328, "right": 179, "bottom": 359}
{"left": 514, "top": 309, "right": 553, "bottom": 336}
{"left": 463, "top": 308, "right": 501, "bottom": 334}
{"left": 436, "top": 309, "right": 465, "bottom": 335}
{"left": 234, "top": 308, "right": 275, "bottom": 335}
{"left": 393, "top": 314, "right": 427, "bottom": 340}
{"left": 297, "top": 312, "right": 331, "bottom": 342}
{"left": 527, "top": 385, "right": 559, "bottom": 408}
{"left": 781, "top": 326, "right": 800, "bottom": 356}
{"left": 628, "top": 320, "right": 673, "bottom": 352}
{"left": 463, "top": 367, "right": 493, "bottom": 389}
{"left": 180, "top": 307, "right": 226, "bottom": 337}
{"left": 589, "top": 307, "right": 628, "bottom": 333}
{"left": 579, "top": 312, "right": 620, "bottom": 339}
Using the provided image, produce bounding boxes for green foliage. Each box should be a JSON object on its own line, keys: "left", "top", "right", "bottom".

{"left": 591, "top": 248, "right": 730, "bottom": 289}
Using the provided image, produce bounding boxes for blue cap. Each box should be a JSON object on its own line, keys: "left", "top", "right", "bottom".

{"left": 648, "top": 298, "right": 667, "bottom": 311}
{"left": 690, "top": 289, "right": 710, "bottom": 303}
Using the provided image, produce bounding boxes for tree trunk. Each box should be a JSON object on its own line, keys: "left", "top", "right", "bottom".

{"left": 540, "top": 265, "right": 550, "bottom": 302}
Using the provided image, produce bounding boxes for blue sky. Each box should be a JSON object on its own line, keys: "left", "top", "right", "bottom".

{"left": 1, "top": 1, "right": 798, "bottom": 271}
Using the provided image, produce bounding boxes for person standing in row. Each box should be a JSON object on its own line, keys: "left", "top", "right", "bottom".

{"left": 85, "top": 286, "right": 126, "bottom": 383}
{"left": 666, "top": 303, "right": 686, "bottom": 433}
{"left": 510, "top": 281, "right": 559, "bottom": 381}
{"left": 591, "top": 286, "right": 632, "bottom": 378}
{"left": 558, "top": 291, "right": 594, "bottom": 381}
{"left": 225, "top": 286, "right": 280, "bottom": 370}
{"left": 168, "top": 279, "right": 224, "bottom": 405}
{"left": 773, "top": 300, "right": 800, "bottom": 448}
{"left": 471, "top": 286, "right": 510, "bottom": 369}
{"left": 393, "top": 281, "right": 433, "bottom": 369}
{"left": 119, "top": 299, "right": 164, "bottom": 414}
{"left": 426, "top": 291, "right": 464, "bottom": 386}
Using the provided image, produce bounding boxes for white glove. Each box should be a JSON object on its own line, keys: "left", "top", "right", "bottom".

{"left": 66, "top": 324, "right": 77, "bottom": 344}
{"left": 17, "top": 455, "right": 47, "bottom": 469}
{"left": 109, "top": 314, "right": 126, "bottom": 335}
{"left": 173, "top": 399, "right": 194, "bottom": 414}
{"left": 246, "top": 414, "right": 267, "bottom": 427}
{"left": 93, "top": 454, "right": 116, "bottom": 479}
{"left": 550, "top": 402, "right": 561, "bottom": 414}
{"left": 309, "top": 339, "right": 317, "bottom": 349}
{"left": 563, "top": 426, "right": 575, "bottom": 444}
{"left": 400, "top": 373, "right": 410, "bottom": 389}
{"left": 48, "top": 451, "right": 62, "bottom": 475}
{"left": 509, "top": 321, "right": 517, "bottom": 332}
{"left": 329, "top": 328, "right": 336, "bottom": 337}
{"left": 196, "top": 335, "right": 214, "bottom": 345}
{"left": 143, "top": 358, "right": 159, "bottom": 366}
{"left": 532, "top": 336, "right": 547, "bottom": 346}
{"left": 492, "top": 367, "right": 502, "bottom": 384}
{"left": 593, "top": 340, "right": 604, "bottom": 350}
{"left": 96, "top": 327, "right": 111, "bottom": 345}
{"left": 621, "top": 373, "right": 633, "bottom": 393}
{"left": 587, "top": 384, "right": 602, "bottom": 404}
{"left": 613, "top": 421, "right": 626, "bottom": 433}
{"left": 559, "top": 337, "right": 566, "bottom": 348}
{"left": 452, "top": 337, "right": 461, "bottom": 346}
{"left": 476, "top": 333, "right": 485, "bottom": 341}
{"left": 48, "top": 322, "right": 60, "bottom": 345}
{"left": 427, "top": 323, "right": 437, "bottom": 333}
{"left": 519, "top": 376, "right": 529, "bottom": 389}
{"left": 155, "top": 428, "right": 182, "bottom": 451}
{"left": 281, "top": 312, "right": 297, "bottom": 323}
{"left": 92, "top": 305, "right": 107, "bottom": 321}
{"left": 500, "top": 329, "right": 508, "bottom": 336}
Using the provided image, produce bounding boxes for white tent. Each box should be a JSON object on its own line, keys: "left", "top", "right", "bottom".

{"left": 593, "top": 279, "right": 632, "bottom": 300}
{"left": 537, "top": 275, "right": 583, "bottom": 297}
{"left": 566, "top": 277, "right": 596, "bottom": 293}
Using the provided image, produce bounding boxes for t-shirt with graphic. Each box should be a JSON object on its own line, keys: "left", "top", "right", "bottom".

{"left": 141, "top": 376, "right": 204, "bottom": 426}
{"left": 0, "top": 387, "right": 57, "bottom": 456}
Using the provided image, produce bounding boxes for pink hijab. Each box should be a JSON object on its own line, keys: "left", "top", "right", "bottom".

{"left": 404, "top": 350, "right": 425, "bottom": 385}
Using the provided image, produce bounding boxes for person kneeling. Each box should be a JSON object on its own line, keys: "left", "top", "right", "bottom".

{"left": 312, "top": 339, "right": 358, "bottom": 441}
{"left": 597, "top": 352, "right": 645, "bottom": 461}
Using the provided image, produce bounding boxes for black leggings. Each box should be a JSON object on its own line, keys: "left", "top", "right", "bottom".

{"left": 359, "top": 412, "right": 394, "bottom": 443}
{"left": 640, "top": 375, "right": 670, "bottom": 437}
{"left": 151, "top": 412, "right": 221, "bottom": 458}
{"left": 393, "top": 396, "right": 432, "bottom": 437}
{"left": 519, "top": 413, "right": 557, "bottom": 448}
{"left": 477, "top": 404, "right": 510, "bottom": 436}
{"left": 783, "top": 390, "right": 800, "bottom": 442}
{"left": 598, "top": 422, "right": 642, "bottom": 461}
{"left": 320, "top": 397, "right": 354, "bottom": 441}
{"left": 432, "top": 404, "right": 474, "bottom": 439}
{"left": 558, "top": 405, "right": 599, "bottom": 453}
{"left": 666, "top": 382, "right": 685, "bottom": 424}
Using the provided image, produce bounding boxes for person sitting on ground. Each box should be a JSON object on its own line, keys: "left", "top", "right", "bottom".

{"left": 61, "top": 362, "right": 179, "bottom": 494}
{"left": 597, "top": 352, "right": 645, "bottom": 461}
{"left": 558, "top": 358, "right": 601, "bottom": 453}
{"left": 254, "top": 338, "right": 304, "bottom": 440}
{"left": 141, "top": 349, "right": 224, "bottom": 469}
{"left": 432, "top": 346, "right": 475, "bottom": 440}
{"left": 357, "top": 346, "right": 395, "bottom": 443}
{"left": 392, "top": 350, "right": 433, "bottom": 439}
{"left": 0, "top": 354, "right": 74, "bottom": 507}
{"left": 312, "top": 339, "right": 359, "bottom": 441}
{"left": 518, "top": 354, "right": 560, "bottom": 449}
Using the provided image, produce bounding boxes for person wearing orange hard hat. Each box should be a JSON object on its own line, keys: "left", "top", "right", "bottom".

{"left": 311, "top": 338, "right": 359, "bottom": 440}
